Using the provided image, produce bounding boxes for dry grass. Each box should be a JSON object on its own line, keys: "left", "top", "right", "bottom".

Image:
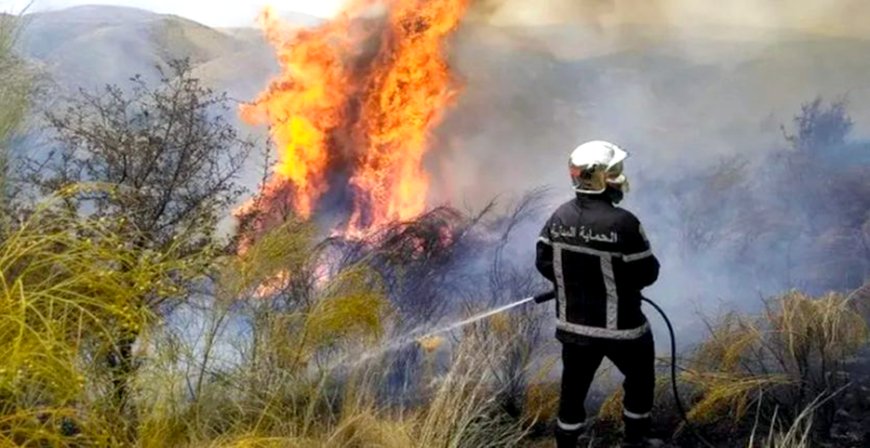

{"left": 685, "top": 291, "right": 869, "bottom": 437}
{"left": 1, "top": 205, "right": 865, "bottom": 448}
{"left": 111, "top": 211, "right": 535, "bottom": 447}
{"left": 1, "top": 189, "right": 864, "bottom": 448}
{"left": 582, "top": 289, "right": 868, "bottom": 446}
{"left": 0, "top": 161, "right": 864, "bottom": 448}
{"left": 0, "top": 199, "right": 204, "bottom": 445}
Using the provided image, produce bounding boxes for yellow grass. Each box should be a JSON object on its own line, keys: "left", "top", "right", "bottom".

{"left": 0, "top": 192, "right": 866, "bottom": 447}
{"left": 684, "top": 290, "right": 868, "bottom": 429}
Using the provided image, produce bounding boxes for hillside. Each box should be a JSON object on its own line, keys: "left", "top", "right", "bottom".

{"left": 17, "top": 6, "right": 277, "bottom": 89}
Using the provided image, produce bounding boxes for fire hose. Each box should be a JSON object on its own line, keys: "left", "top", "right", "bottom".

{"left": 531, "top": 291, "right": 716, "bottom": 448}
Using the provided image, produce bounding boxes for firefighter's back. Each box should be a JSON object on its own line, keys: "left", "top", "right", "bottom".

{"left": 537, "top": 192, "right": 659, "bottom": 344}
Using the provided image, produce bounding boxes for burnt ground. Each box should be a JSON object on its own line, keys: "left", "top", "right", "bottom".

{"left": 827, "top": 347, "right": 870, "bottom": 447}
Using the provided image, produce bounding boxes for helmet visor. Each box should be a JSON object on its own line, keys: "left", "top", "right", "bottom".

{"left": 607, "top": 161, "right": 624, "bottom": 180}
{"left": 606, "top": 161, "right": 629, "bottom": 193}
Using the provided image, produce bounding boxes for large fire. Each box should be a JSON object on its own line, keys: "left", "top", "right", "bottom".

{"left": 240, "top": 0, "right": 469, "bottom": 238}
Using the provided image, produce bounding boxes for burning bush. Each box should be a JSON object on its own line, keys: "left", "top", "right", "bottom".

{"left": 130, "top": 199, "right": 555, "bottom": 446}
{"left": 240, "top": 0, "right": 471, "bottom": 237}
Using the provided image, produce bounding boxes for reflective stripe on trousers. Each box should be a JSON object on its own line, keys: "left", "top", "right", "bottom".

{"left": 558, "top": 332, "right": 655, "bottom": 431}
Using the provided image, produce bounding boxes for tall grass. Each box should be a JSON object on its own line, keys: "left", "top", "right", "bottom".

{"left": 585, "top": 289, "right": 868, "bottom": 446}
{"left": 125, "top": 217, "right": 536, "bottom": 447}
{"left": 0, "top": 12, "right": 29, "bottom": 147}
{"left": 0, "top": 10, "right": 31, "bottom": 222}
{"left": 1, "top": 203, "right": 867, "bottom": 447}
{"left": 685, "top": 291, "right": 869, "bottom": 438}
{"left": 0, "top": 199, "right": 202, "bottom": 445}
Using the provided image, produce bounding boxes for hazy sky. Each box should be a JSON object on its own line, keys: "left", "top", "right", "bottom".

{"left": 478, "top": 0, "right": 870, "bottom": 38}
{"left": 4, "top": 0, "right": 870, "bottom": 38}
{"left": 2, "top": 0, "right": 345, "bottom": 26}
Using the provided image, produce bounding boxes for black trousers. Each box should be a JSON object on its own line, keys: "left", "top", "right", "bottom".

{"left": 557, "top": 330, "right": 655, "bottom": 441}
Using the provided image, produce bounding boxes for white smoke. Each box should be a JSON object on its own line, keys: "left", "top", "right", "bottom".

{"left": 470, "top": 0, "right": 870, "bottom": 39}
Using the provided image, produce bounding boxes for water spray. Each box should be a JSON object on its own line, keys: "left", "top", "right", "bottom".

{"left": 331, "top": 289, "right": 714, "bottom": 446}
{"left": 416, "top": 293, "right": 545, "bottom": 341}
{"left": 330, "top": 293, "right": 551, "bottom": 371}
{"left": 414, "top": 297, "right": 539, "bottom": 353}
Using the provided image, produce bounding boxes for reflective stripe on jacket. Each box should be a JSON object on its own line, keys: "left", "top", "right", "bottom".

{"left": 535, "top": 192, "right": 659, "bottom": 343}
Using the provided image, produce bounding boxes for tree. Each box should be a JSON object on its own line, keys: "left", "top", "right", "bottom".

{"left": 776, "top": 96, "right": 869, "bottom": 291}
{"left": 31, "top": 58, "right": 252, "bottom": 414}
{"left": 782, "top": 96, "right": 853, "bottom": 153}
{"left": 39, "top": 59, "right": 250, "bottom": 257}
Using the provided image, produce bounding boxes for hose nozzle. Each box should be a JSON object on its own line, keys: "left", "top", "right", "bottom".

{"left": 534, "top": 291, "right": 556, "bottom": 304}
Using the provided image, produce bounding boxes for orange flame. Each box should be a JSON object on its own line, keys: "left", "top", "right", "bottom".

{"left": 240, "top": 6, "right": 356, "bottom": 219}
{"left": 349, "top": 0, "right": 468, "bottom": 234}
{"left": 240, "top": 0, "right": 468, "bottom": 238}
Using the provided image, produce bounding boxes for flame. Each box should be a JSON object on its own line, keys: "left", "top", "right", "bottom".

{"left": 240, "top": 6, "right": 357, "bottom": 219}
{"left": 348, "top": 0, "right": 468, "bottom": 234}
{"left": 240, "top": 0, "right": 469, "bottom": 239}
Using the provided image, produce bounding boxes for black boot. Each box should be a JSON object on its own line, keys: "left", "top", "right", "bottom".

{"left": 622, "top": 438, "right": 665, "bottom": 448}
{"left": 622, "top": 416, "right": 651, "bottom": 448}
{"left": 555, "top": 426, "right": 581, "bottom": 448}
{"left": 622, "top": 416, "right": 665, "bottom": 447}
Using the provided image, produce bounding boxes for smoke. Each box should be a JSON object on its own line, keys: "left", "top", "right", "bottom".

{"left": 461, "top": 0, "right": 870, "bottom": 65}
{"left": 419, "top": 0, "right": 870, "bottom": 346}
{"left": 470, "top": 0, "right": 660, "bottom": 28}
{"left": 438, "top": 0, "right": 870, "bottom": 195}
{"left": 470, "top": 0, "right": 870, "bottom": 39}
{"left": 221, "top": 1, "right": 870, "bottom": 345}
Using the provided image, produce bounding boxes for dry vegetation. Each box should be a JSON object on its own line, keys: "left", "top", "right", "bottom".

{"left": 1, "top": 14, "right": 869, "bottom": 448}
{"left": 684, "top": 292, "right": 868, "bottom": 440}
{"left": 4, "top": 205, "right": 865, "bottom": 447}
{"left": 0, "top": 205, "right": 546, "bottom": 447}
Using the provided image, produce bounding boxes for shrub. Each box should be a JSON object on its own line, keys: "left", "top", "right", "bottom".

{"left": 686, "top": 291, "right": 869, "bottom": 437}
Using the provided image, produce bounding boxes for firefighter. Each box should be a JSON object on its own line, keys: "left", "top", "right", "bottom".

{"left": 536, "top": 140, "right": 661, "bottom": 448}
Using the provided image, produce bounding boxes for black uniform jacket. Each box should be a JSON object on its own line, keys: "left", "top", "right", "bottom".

{"left": 536, "top": 192, "right": 660, "bottom": 344}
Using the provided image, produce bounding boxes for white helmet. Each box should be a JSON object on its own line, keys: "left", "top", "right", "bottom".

{"left": 569, "top": 140, "right": 629, "bottom": 194}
